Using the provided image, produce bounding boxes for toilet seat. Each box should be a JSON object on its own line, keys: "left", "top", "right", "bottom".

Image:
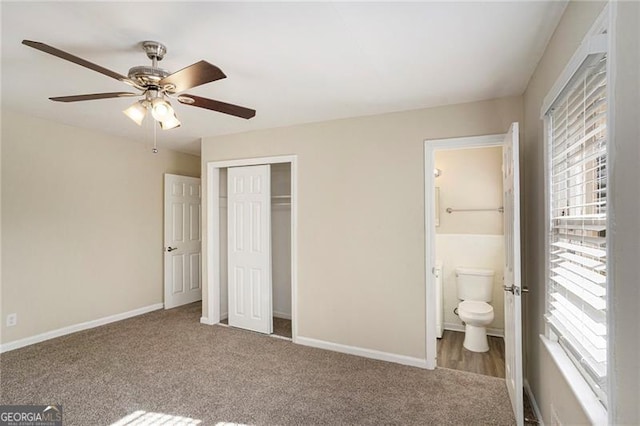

{"left": 457, "top": 301, "right": 494, "bottom": 353}
{"left": 458, "top": 300, "right": 494, "bottom": 322}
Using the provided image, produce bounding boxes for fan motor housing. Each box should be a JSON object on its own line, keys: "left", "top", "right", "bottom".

{"left": 128, "top": 66, "right": 170, "bottom": 86}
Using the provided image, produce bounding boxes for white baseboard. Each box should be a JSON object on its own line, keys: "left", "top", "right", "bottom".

{"left": 200, "top": 317, "right": 216, "bottom": 325}
{"left": 0, "top": 303, "right": 164, "bottom": 353}
{"left": 524, "top": 378, "right": 544, "bottom": 425}
{"left": 296, "top": 336, "right": 428, "bottom": 369}
{"left": 444, "top": 322, "right": 504, "bottom": 338}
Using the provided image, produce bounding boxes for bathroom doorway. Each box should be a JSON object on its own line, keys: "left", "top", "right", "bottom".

{"left": 432, "top": 144, "right": 506, "bottom": 377}
{"left": 424, "top": 126, "right": 524, "bottom": 424}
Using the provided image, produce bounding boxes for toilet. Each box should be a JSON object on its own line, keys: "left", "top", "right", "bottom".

{"left": 456, "top": 267, "right": 495, "bottom": 353}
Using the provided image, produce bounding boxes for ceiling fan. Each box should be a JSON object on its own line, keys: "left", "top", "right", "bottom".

{"left": 22, "top": 40, "right": 256, "bottom": 130}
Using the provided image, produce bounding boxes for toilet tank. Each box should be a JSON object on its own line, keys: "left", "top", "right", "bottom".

{"left": 456, "top": 267, "right": 494, "bottom": 302}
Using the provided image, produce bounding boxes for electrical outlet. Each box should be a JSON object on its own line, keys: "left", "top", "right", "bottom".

{"left": 6, "top": 313, "right": 17, "bottom": 327}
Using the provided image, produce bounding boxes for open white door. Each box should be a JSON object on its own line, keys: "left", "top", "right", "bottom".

{"left": 502, "top": 123, "right": 523, "bottom": 425}
{"left": 164, "top": 174, "right": 202, "bottom": 309}
{"left": 227, "top": 165, "right": 273, "bottom": 334}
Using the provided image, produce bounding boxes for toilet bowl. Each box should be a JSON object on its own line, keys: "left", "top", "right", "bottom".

{"left": 457, "top": 300, "right": 494, "bottom": 352}
{"left": 456, "top": 267, "right": 495, "bottom": 353}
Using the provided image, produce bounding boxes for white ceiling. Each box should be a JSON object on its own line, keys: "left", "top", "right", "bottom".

{"left": 1, "top": 1, "right": 566, "bottom": 155}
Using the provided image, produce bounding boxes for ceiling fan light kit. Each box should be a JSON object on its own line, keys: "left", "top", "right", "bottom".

{"left": 150, "top": 96, "right": 173, "bottom": 121}
{"left": 122, "top": 101, "right": 147, "bottom": 126}
{"left": 22, "top": 39, "right": 256, "bottom": 134}
{"left": 159, "top": 113, "right": 181, "bottom": 131}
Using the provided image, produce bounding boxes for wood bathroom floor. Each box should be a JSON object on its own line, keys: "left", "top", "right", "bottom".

{"left": 437, "top": 330, "right": 505, "bottom": 378}
{"left": 220, "top": 317, "right": 292, "bottom": 339}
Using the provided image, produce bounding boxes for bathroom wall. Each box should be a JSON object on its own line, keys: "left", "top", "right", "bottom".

{"left": 435, "top": 146, "right": 505, "bottom": 335}
{"left": 218, "top": 164, "right": 292, "bottom": 319}
{"left": 435, "top": 146, "right": 503, "bottom": 235}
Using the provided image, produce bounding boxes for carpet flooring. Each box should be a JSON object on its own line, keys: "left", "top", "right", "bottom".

{"left": 0, "top": 302, "right": 516, "bottom": 425}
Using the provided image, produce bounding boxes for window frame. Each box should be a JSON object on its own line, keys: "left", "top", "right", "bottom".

{"left": 540, "top": 3, "right": 612, "bottom": 422}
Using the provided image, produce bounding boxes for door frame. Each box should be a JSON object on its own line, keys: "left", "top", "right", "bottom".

{"left": 423, "top": 134, "right": 505, "bottom": 369}
{"left": 203, "top": 155, "right": 298, "bottom": 342}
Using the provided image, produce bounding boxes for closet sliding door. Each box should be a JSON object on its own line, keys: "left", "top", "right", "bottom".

{"left": 227, "top": 165, "right": 273, "bottom": 334}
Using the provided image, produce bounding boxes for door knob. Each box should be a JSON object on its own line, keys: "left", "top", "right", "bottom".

{"left": 503, "top": 285, "right": 528, "bottom": 296}
{"left": 167, "top": 246, "right": 178, "bottom": 252}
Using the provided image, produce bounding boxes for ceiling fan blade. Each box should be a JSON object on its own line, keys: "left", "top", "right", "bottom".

{"left": 160, "top": 61, "right": 226, "bottom": 93}
{"left": 49, "top": 92, "right": 138, "bottom": 102}
{"left": 178, "top": 94, "right": 255, "bottom": 119}
{"left": 22, "top": 40, "right": 130, "bottom": 83}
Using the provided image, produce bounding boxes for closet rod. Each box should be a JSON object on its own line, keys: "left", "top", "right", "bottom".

{"left": 446, "top": 207, "right": 504, "bottom": 214}
{"left": 219, "top": 195, "right": 291, "bottom": 199}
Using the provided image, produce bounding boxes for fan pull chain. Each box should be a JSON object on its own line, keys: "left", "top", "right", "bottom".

{"left": 152, "top": 120, "right": 158, "bottom": 154}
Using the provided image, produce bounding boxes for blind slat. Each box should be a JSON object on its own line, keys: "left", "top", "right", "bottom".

{"left": 551, "top": 266, "right": 606, "bottom": 297}
{"left": 550, "top": 300, "right": 607, "bottom": 346}
{"left": 550, "top": 275, "right": 606, "bottom": 310}
{"left": 556, "top": 252, "right": 605, "bottom": 268}
{"left": 555, "top": 224, "right": 606, "bottom": 232}
{"left": 547, "top": 312, "right": 606, "bottom": 363}
{"left": 553, "top": 233, "right": 606, "bottom": 246}
{"left": 552, "top": 125, "right": 607, "bottom": 163}
{"left": 558, "top": 261, "right": 606, "bottom": 285}
{"left": 551, "top": 293, "right": 606, "bottom": 331}
{"left": 552, "top": 241, "right": 606, "bottom": 258}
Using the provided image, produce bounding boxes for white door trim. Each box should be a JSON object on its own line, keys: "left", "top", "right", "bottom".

{"left": 423, "top": 134, "right": 504, "bottom": 369}
{"left": 204, "top": 155, "right": 298, "bottom": 342}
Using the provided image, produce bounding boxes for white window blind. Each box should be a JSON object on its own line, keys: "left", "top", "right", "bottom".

{"left": 545, "top": 53, "right": 608, "bottom": 403}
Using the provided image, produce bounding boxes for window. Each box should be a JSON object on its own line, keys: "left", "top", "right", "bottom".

{"left": 544, "top": 50, "right": 608, "bottom": 405}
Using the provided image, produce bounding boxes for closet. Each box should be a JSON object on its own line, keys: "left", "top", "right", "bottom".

{"left": 218, "top": 163, "right": 292, "bottom": 338}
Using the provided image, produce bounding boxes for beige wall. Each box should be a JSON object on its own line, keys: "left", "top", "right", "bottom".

{"left": 523, "top": 1, "right": 639, "bottom": 423}
{"left": 201, "top": 96, "right": 522, "bottom": 359}
{"left": 435, "top": 146, "right": 503, "bottom": 235}
{"left": 0, "top": 110, "right": 201, "bottom": 344}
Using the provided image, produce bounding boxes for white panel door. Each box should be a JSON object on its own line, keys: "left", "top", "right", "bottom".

{"left": 502, "top": 123, "right": 524, "bottom": 425}
{"left": 227, "top": 165, "right": 273, "bottom": 334}
{"left": 164, "top": 174, "right": 202, "bottom": 309}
